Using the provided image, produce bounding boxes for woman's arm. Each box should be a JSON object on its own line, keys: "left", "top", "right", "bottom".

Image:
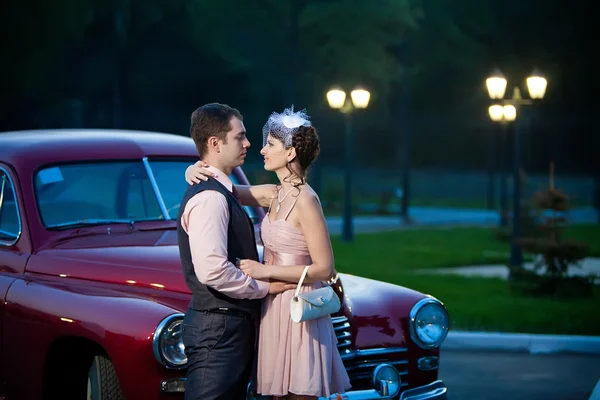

{"left": 235, "top": 185, "right": 277, "bottom": 208}
{"left": 184, "top": 161, "right": 277, "bottom": 208}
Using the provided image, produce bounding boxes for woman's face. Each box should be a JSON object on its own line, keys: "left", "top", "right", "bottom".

{"left": 260, "top": 134, "right": 291, "bottom": 172}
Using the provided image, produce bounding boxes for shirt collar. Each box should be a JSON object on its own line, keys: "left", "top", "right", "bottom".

{"left": 206, "top": 165, "right": 233, "bottom": 192}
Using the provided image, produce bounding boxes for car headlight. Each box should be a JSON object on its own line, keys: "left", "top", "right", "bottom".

{"left": 153, "top": 313, "right": 187, "bottom": 368}
{"left": 409, "top": 297, "right": 449, "bottom": 349}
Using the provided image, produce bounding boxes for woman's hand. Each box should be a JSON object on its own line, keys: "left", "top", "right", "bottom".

{"left": 185, "top": 160, "right": 214, "bottom": 184}
{"left": 239, "top": 259, "right": 271, "bottom": 280}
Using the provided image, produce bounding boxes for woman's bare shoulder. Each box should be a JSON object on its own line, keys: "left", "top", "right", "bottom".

{"left": 296, "top": 185, "right": 321, "bottom": 209}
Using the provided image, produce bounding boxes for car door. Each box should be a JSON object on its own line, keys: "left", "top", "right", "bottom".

{"left": 0, "top": 164, "right": 29, "bottom": 385}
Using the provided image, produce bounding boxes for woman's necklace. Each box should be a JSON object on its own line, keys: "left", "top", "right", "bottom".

{"left": 276, "top": 186, "right": 294, "bottom": 214}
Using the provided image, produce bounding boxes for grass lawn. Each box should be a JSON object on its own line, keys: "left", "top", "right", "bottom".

{"left": 331, "top": 225, "right": 600, "bottom": 335}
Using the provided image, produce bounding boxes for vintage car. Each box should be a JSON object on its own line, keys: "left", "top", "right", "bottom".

{"left": 0, "top": 129, "right": 449, "bottom": 400}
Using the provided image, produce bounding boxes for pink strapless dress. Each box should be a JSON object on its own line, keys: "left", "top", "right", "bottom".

{"left": 256, "top": 217, "right": 351, "bottom": 398}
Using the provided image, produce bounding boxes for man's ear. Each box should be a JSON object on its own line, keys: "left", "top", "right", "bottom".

{"left": 287, "top": 147, "right": 297, "bottom": 163}
{"left": 208, "top": 136, "right": 220, "bottom": 153}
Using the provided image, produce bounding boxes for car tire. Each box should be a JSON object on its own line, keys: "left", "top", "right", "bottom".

{"left": 87, "top": 355, "right": 125, "bottom": 400}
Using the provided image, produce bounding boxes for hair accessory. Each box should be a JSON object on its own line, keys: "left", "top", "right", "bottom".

{"left": 262, "top": 106, "right": 311, "bottom": 147}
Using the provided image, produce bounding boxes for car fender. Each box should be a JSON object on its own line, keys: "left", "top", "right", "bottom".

{"left": 2, "top": 277, "right": 182, "bottom": 399}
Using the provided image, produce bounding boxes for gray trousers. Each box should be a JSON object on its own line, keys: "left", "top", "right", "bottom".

{"left": 182, "top": 309, "right": 256, "bottom": 400}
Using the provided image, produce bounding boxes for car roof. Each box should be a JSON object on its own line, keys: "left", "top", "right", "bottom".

{"left": 0, "top": 129, "right": 199, "bottom": 171}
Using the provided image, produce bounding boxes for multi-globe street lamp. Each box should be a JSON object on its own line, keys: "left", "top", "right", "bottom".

{"left": 486, "top": 68, "right": 547, "bottom": 267}
{"left": 327, "top": 87, "right": 371, "bottom": 242}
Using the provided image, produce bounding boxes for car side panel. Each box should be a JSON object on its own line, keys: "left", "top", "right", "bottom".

{"left": 2, "top": 277, "right": 183, "bottom": 400}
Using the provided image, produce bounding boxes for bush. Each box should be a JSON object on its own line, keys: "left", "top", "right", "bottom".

{"left": 509, "top": 163, "right": 593, "bottom": 298}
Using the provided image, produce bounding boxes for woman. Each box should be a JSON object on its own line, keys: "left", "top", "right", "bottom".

{"left": 184, "top": 107, "right": 351, "bottom": 400}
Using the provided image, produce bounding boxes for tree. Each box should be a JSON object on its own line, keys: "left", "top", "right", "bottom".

{"left": 185, "top": 0, "right": 423, "bottom": 109}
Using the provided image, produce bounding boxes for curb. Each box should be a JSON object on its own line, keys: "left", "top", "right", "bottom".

{"left": 442, "top": 331, "right": 600, "bottom": 355}
{"left": 589, "top": 379, "right": 600, "bottom": 400}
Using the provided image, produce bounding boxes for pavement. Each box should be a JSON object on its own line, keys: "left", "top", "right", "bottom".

{"left": 439, "top": 349, "right": 600, "bottom": 400}
{"left": 418, "top": 256, "right": 600, "bottom": 281}
{"left": 325, "top": 206, "right": 598, "bottom": 235}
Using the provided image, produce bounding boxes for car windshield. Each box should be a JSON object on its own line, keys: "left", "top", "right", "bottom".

{"left": 34, "top": 159, "right": 258, "bottom": 229}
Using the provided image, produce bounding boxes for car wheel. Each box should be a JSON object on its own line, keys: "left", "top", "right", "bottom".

{"left": 87, "top": 355, "right": 124, "bottom": 400}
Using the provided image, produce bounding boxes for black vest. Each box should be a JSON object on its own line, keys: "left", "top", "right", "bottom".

{"left": 177, "top": 177, "right": 261, "bottom": 319}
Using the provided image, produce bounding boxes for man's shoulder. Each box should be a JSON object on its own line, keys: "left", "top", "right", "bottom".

{"left": 184, "top": 178, "right": 228, "bottom": 199}
{"left": 187, "top": 188, "right": 228, "bottom": 205}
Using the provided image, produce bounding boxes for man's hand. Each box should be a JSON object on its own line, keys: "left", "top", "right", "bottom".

{"left": 268, "top": 280, "right": 296, "bottom": 294}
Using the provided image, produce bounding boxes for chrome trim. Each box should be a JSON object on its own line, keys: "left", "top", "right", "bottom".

{"left": 331, "top": 316, "right": 347, "bottom": 324}
{"left": 334, "top": 322, "right": 351, "bottom": 332}
{"left": 0, "top": 167, "right": 22, "bottom": 247}
{"left": 418, "top": 356, "right": 440, "bottom": 371}
{"left": 399, "top": 380, "right": 447, "bottom": 400}
{"left": 409, "top": 297, "right": 449, "bottom": 349}
{"left": 153, "top": 313, "right": 186, "bottom": 369}
{"left": 343, "top": 346, "right": 409, "bottom": 361}
{"left": 337, "top": 331, "right": 352, "bottom": 340}
{"left": 142, "top": 157, "right": 170, "bottom": 220}
{"left": 160, "top": 377, "right": 186, "bottom": 393}
{"left": 347, "top": 360, "right": 408, "bottom": 372}
{"left": 211, "top": 380, "right": 447, "bottom": 399}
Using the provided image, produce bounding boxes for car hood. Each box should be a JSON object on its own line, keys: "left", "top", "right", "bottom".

{"left": 29, "top": 230, "right": 193, "bottom": 294}
{"left": 28, "top": 229, "right": 433, "bottom": 348}
{"left": 338, "top": 273, "right": 428, "bottom": 349}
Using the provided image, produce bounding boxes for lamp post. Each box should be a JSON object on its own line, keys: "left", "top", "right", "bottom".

{"left": 327, "top": 87, "right": 371, "bottom": 242}
{"left": 488, "top": 104, "right": 517, "bottom": 227}
{"left": 486, "top": 68, "right": 547, "bottom": 267}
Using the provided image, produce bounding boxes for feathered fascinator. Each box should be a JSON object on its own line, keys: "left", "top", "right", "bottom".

{"left": 262, "top": 106, "right": 311, "bottom": 147}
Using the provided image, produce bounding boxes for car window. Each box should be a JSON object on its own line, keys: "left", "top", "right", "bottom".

{"left": 35, "top": 161, "right": 164, "bottom": 228}
{"left": 34, "top": 160, "right": 258, "bottom": 229}
{"left": 0, "top": 168, "right": 21, "bottom": 245}
{"left": 147, "top": 159, "right": 196, "bottom": 218}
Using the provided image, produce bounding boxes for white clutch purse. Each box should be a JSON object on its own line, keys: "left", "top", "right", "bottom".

{"left": 290, "top": 265, "right": 341, "bottom": 323}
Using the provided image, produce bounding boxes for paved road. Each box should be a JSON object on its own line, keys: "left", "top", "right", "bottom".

{"left": 439, "top": 350, "right": 600, "bottom": 400}
{"left": 325, "top": 206, "right": 598, "bottom": 235}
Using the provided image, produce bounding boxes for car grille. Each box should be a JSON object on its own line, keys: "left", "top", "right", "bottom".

{"left": 332, "top": 316, "right": 409, "bottom": 391}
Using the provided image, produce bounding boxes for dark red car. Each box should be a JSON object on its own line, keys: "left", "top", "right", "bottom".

{"left": 0, "top": 129, "right": 449, "bottom": 400}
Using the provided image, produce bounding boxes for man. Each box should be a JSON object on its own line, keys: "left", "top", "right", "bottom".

{"left": 177, "top": 103, "right": 293, "bottom": 400}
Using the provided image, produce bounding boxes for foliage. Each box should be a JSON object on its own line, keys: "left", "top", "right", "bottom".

{"left": 510, "top": 164, "right": 593, "bottom": 298}
{"left": 1, "top": 0, "right": 595, "bottom": 175}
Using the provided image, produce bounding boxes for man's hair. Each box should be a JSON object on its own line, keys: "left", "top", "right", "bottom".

{"left": 189, "top": 103, "right": 243, "bottom": 158}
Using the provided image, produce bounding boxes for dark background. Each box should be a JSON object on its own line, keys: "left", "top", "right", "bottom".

{"left": 1, "top": 0, "right": 596, "bottom": 207}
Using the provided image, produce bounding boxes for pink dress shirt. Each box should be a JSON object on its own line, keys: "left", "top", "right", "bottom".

{"left": 181, "top": 166, "right": 269, "bottom": 299}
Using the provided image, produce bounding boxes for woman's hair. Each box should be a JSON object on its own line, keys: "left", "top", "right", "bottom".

{"left": 283, "top": 125, "right": 320, "bottom": 187}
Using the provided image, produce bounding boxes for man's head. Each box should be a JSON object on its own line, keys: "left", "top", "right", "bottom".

{"left": 189, "top": 103, "right": 250, "bottom": 174}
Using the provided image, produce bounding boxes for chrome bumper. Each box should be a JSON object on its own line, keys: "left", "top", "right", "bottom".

{"left": 317, "top": 380, "right": 447, "bottom": 400}
{"left": 163, "top": 378, "right": 447, "bottom": 400}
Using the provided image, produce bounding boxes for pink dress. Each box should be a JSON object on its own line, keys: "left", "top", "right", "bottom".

{"left": 256, "top": 210, "right": 351, "bottom": 398}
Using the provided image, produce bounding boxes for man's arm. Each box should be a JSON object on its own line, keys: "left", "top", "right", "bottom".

{"left": 182, "top": 191, "right": 270, "bottom": 299}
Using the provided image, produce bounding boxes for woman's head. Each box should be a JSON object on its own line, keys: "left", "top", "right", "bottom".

{"left": 260, "top": 107, "right": 320, "bottom": 185}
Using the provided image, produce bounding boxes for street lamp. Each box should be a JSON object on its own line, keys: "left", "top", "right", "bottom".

{"left": 486, "top": 69, "right": 547, "bottom": 267}
{"left": 488, "top": 104, "right": 517, "bottom": 227}
{"left": 327, "top": 86, "right": 371, "bottom": 242}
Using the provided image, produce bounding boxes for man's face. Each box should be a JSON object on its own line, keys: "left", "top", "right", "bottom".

{"left": 218, "top": 117, "right": 250, "bottom": 169}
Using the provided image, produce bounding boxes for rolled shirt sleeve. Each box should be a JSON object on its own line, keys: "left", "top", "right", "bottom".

{"left": 181, "top": 190, "right": 270, "bottom": 299}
